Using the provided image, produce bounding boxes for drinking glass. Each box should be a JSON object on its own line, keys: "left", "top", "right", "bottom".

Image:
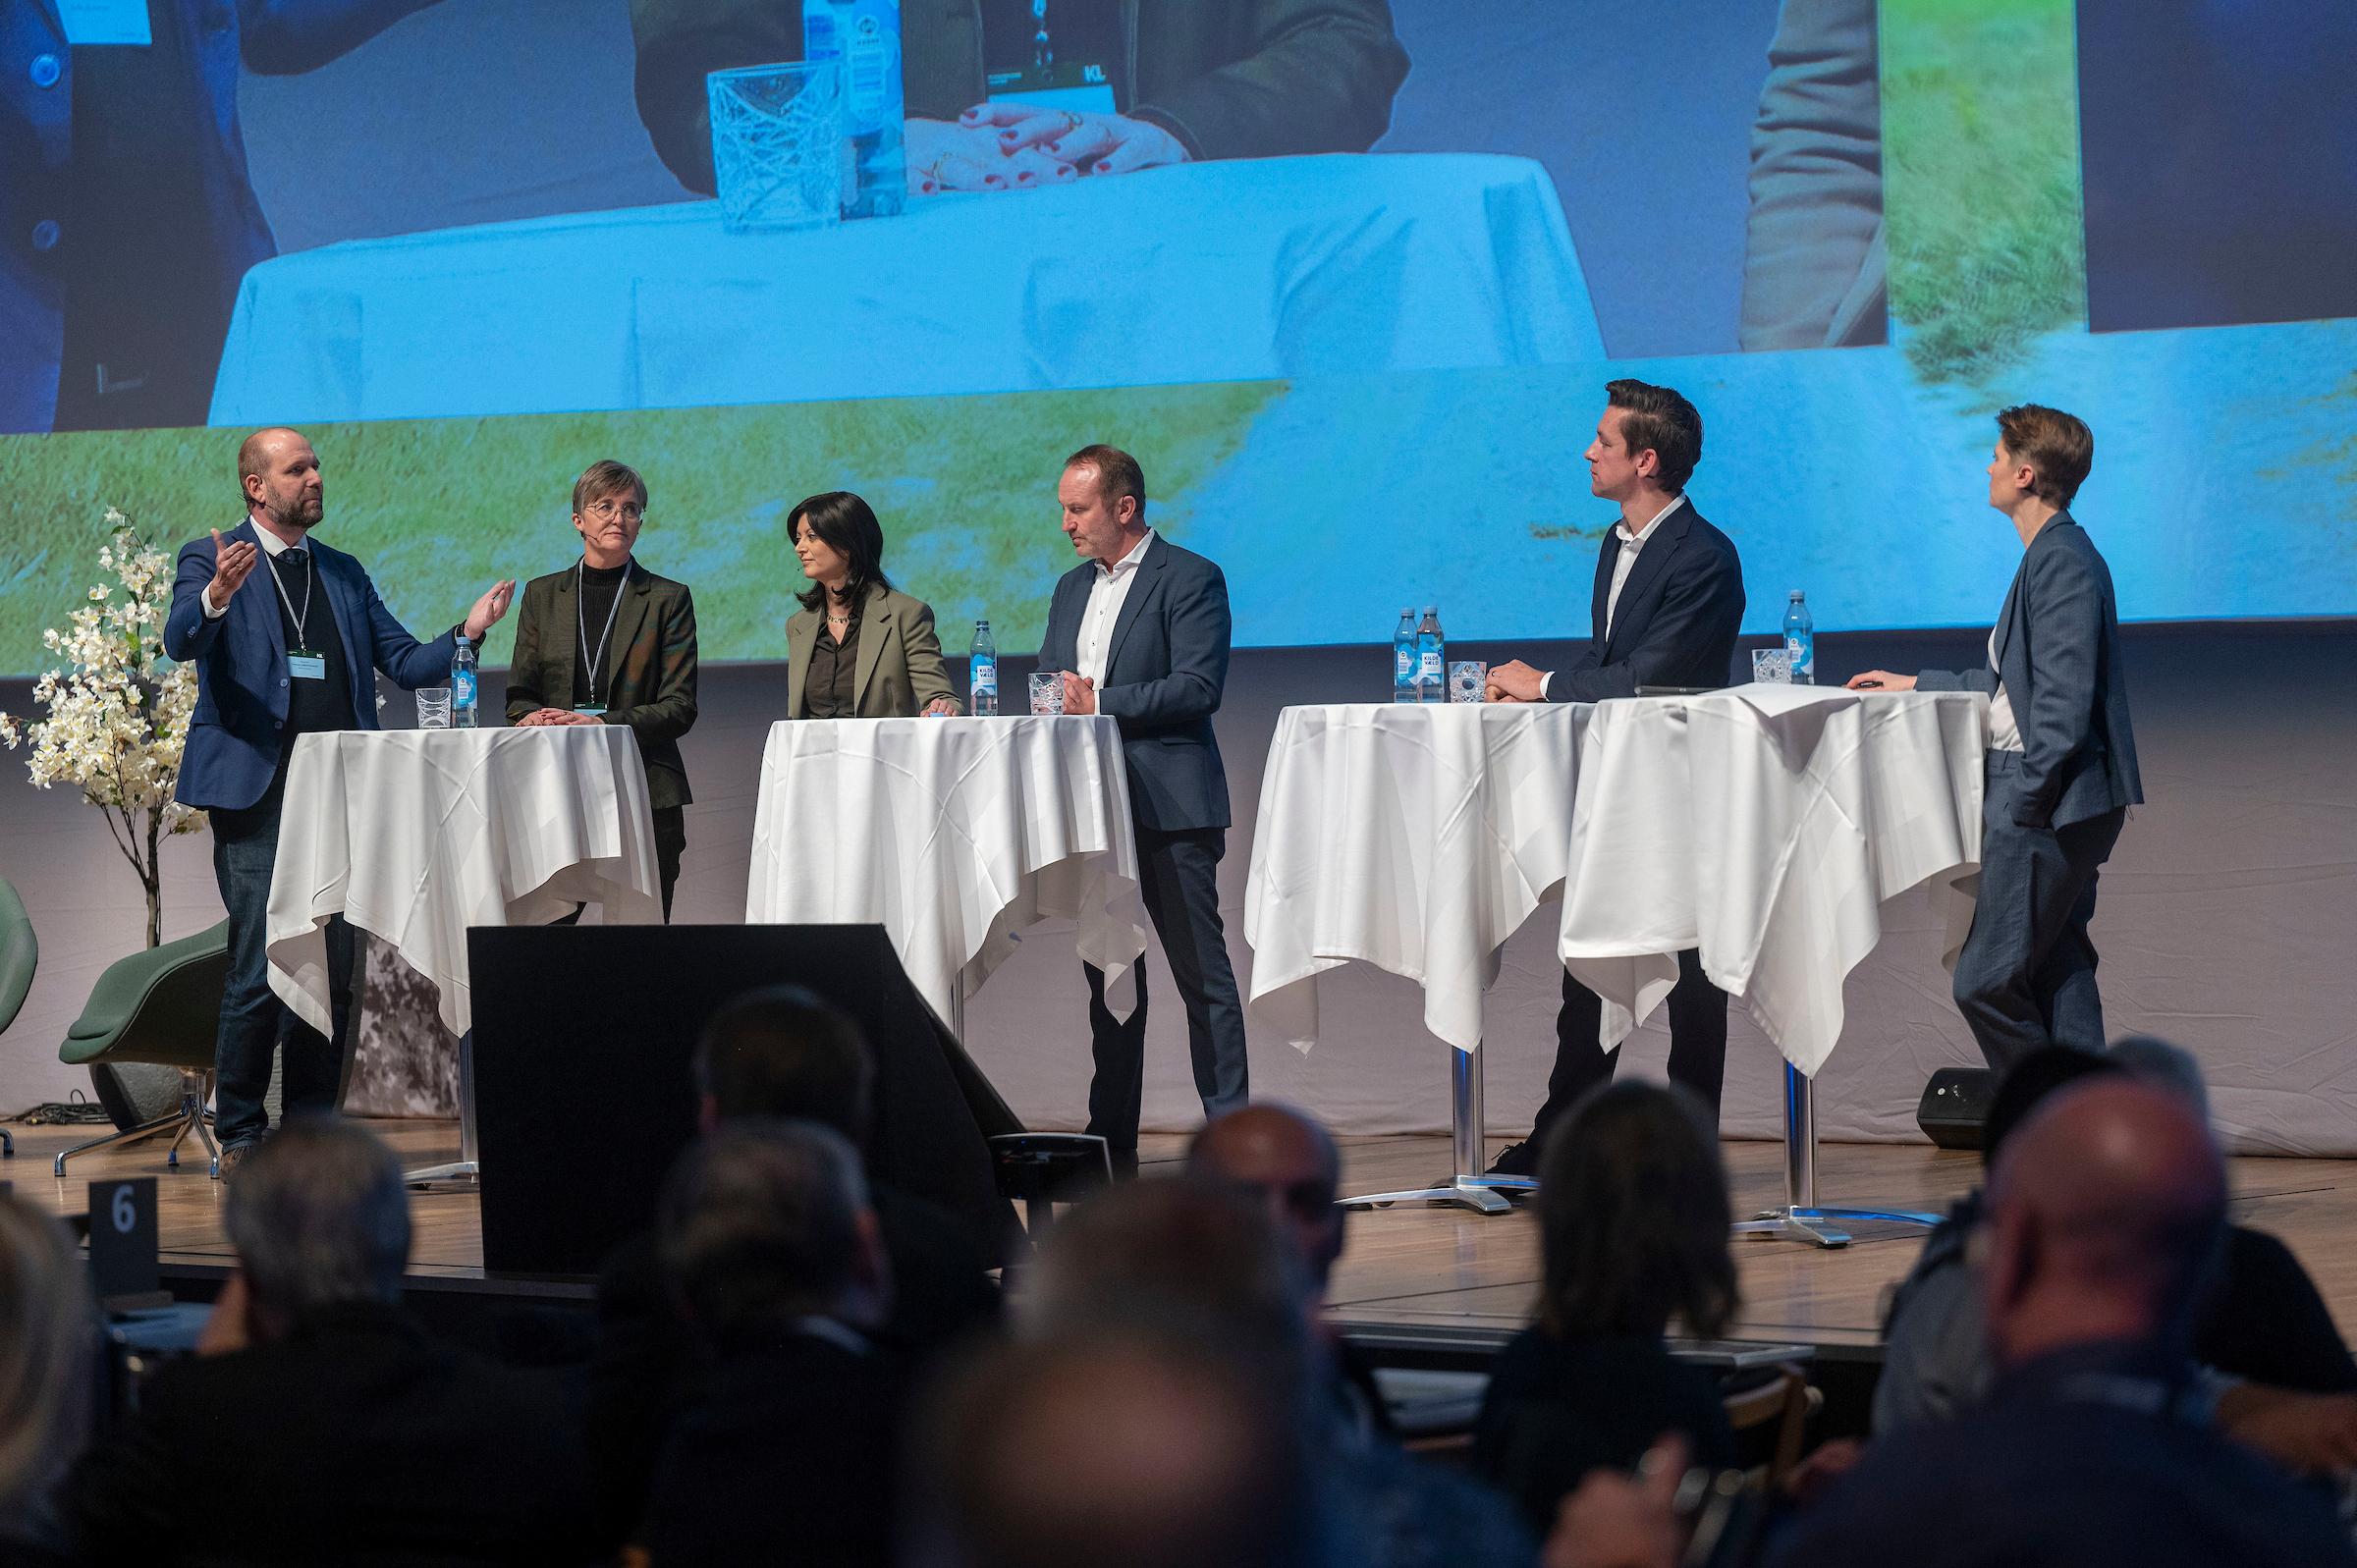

{"left": 707, "top": 62, "right": 848, "bottom": 234}
{"left": 1028, "top": 672, "right": 1067, "bottom": 716}
{"left": 1750, "top": 648, "right": 1791, "bottom": 685}
{"left": 415, "top": 687, "right": 452, "bottom": 730}
{"left": 1448, "top": 661, "right": 1488, "bottom": 703}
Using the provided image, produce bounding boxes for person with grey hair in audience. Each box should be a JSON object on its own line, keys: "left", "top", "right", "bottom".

{"left": 65, "top": 1117, "right": 598, "bottom": 1565}
{"left": 1014, "top": 1178, "right": 1535, "bottom": 1568}
{"left": 0, "top": 1194, "right": 96, "bottom": 1568}
{"left": 631, "top": 1118, "right": 903, "bottom": 1567}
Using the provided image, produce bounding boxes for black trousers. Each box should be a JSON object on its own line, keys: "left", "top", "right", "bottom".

{"left": 1529, "top": 950, "right": 1728, "bottom": 1151}
{"left": 1082, "top": 826, "right": 1249, "bottom": 1154}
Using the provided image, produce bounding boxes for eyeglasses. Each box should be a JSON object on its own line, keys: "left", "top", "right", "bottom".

{"left": 582, "top": 499, "right": 645, "bottom": 521}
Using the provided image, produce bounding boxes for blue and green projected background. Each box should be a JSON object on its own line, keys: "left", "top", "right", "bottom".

{"left": 3, "top": 0, "right": 2353, "bottom": 672}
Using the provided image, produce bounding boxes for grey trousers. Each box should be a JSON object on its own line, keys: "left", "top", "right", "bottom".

{"left": 1951, "top": 751, "right": 2127, "bottom": 1071}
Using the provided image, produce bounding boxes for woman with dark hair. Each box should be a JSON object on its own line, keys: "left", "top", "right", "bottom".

{"left": 785, "top": 493, "right": 959, "bottom": 720}
{"left": 1, "top": 1193, "right": 96, "bottom": 1565}
{"left": 1470, "top": 1081, "right": 1740, "bottom": 1533}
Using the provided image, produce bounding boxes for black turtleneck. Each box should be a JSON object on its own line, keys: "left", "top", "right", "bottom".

{"left": 573, "top": 560, "right": 630, "bottom": 709}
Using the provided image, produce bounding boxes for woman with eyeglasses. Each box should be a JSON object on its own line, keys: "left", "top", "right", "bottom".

{"left": 784, "top": 491, "right": 959, "bottom": 720}
{"left": 506, "top": 460, "right": 700, "bottom": 916}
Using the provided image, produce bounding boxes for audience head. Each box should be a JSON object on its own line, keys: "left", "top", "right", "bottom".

{"left": 0, "top": 1194, "right": 94, "bottom": 1529}
{"left": 1186, "top": 1104, "right": 1344, "bottom": 1296}
{"left": 1983, "top": 1078, "right": 2227, "bottom": 1370}
{"left": 224, "top": 1116, "right": 411, "bottom": 1334}
{"left": 1536, "top": 1082, "right": 1737, "bottom": 1342}
{"left": 917, "top": 1325, "right": 1316, "bottom": 1568}
{"left": 2109, "top": 1035, "right": 2212, "bottom": 1125}
{"left": 692, "top": 984, "right": 875, "bottom": 1144}
{"left": 1020, "top": 1178, "right": 1314, "bottom": 1387}
{"left": 660, "top": 1117, "right": 888, "bottom": 1349}
{"left": 1984, "top": 1046, "right": 2125, "bottom": 1170}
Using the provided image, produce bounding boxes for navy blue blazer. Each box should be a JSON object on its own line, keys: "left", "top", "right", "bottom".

{"left": 1039, "top": 534, "right": 1232, "bottom": 833}
{"left": 1548, "top": 499, "right": 1746, "bottom": 701}
{"left": 1918, "top": 514, "right": 2142, "bottom": 830}
{"left": 163, "top": 519, "right": 457, "bottom": 812}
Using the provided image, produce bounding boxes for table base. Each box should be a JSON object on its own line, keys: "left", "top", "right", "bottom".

{"left": 1341, "top": 1044, "right": 1535, "bottom": 1216}
{"left": 404, "top": 1029, "right": 480, "bottom": 1189}
{"left": 1735, "top": 1062, "right": 1941, "bottom": 1250}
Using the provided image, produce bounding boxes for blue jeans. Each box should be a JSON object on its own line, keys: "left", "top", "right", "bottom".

{"left": 209, "top": 770, "right": 353, "bottom": 1148}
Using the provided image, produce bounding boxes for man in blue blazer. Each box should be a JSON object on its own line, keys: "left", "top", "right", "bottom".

{"left": 1040, "top": 445, "right": 1245, "bottom": 1172}
{"left": 164, "top": 427, "right": 513, "bottom": 1171}
{"left": 1852, "top": 405, "right": 2141, "bottom": 1070}
{"left": 1484, "top": 380, "right": 1747, "bottom": 1175}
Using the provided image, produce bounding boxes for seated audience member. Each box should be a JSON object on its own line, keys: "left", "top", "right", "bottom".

{"left": 67, "top": 1118, "right": 600, "bottom": 1566}
{"left": 1020, "top": 1179, "right": 1535, "bottom": 1568}
{"left": 0, "top": 1196, "right": 95, "bottom": 1568}
{"left": 913, "top": 1326, "right": 1319, "bottom": 1568}
{"left": 1764, "top": 1079, "right": 2357, "bottom": 1568}
{"left": 633, "top": 1120, "right": 903, "bottom": 1568}
{"left": 1471, "top": 1083, "right": 1739, "bottom": 1535}
{"left": 1880, "top": 1043, "right": 2357, "bottom": 1471}
{"left": 1186, "top": 1103, "right": 1393, "bottom": 1437}
{"left": 588, "top": 985, "right": 999, "bottom": 1528}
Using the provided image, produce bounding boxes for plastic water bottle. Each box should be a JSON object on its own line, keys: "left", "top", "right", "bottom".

{"left": 1392, "top": 608, "right": 1417, "bottom": 703}
{"left": 1415, "top": 607, "right": 1445, "bottom": 703}
{"left": 1782, "top": 591, "right": 1815, "bottom": 686}
{"left": 452, "top": 634, "right": 479, "bottom": 728}
{"left": 968, "top": 620, "right": 998, "bottom": 715}
{"left": 804, "top": 0, "right": 905, "bottom": 219}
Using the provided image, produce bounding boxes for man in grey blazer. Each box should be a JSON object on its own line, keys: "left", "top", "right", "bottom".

{"left": 1851, "top": 405, "right": 2142, "bottom": 1069}
{"left": 1040, "top": 445, "right": 1247, "bottom": 1171}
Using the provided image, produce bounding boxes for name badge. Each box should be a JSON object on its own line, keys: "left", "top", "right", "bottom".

{"left": 55, "top": 0, "right": 151, "bottom": 45}
{"left": 573, "top": 706, "right": 607, "bottom": 718}
{"left": 288, "top": 650, "right": 327, "bottom": 681}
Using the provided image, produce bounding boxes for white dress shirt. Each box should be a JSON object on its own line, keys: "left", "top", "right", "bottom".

{"left": 1076, "top": 528, "right": 1155, "bottom": 686}
{"left": 1987, "top": 625, "right": 2024, "bottom": 751}
{"left": 1542, "top": 496, "right": 1686, "bottom": 698}
{"left": 200, "top": 518, "right": 303, "bottom": 619}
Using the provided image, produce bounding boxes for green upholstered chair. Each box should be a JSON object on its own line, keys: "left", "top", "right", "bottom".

{"left": 53, "top": 921, "right": 229, "bottom": 1179}
{"left": 0, "top": 876, "right": 34, "bottom": 1158}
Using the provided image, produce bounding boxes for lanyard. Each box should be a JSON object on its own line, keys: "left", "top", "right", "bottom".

{"left": 259, "top": 545, "right": 314, "bottom": 648}
{"left": 576, "top": 560, "right": 630, "bottom": 707}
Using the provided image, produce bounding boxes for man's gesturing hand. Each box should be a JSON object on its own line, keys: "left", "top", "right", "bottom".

{"left": 465, "top": 580, "right": 517, "bottom": 641}
{"left": 209, "top": 528, "right": 259, "bottom": 601}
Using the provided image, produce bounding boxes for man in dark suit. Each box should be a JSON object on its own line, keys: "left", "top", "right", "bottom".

{"left": 505, "top": 459, "right": 698, "bottom": 917}
{"left": 1041, "top": 444, "right": 1246, "bottom": 1171}
{"left": 1851, "top": 404, "right": 2141, "bottom": 1070}
{"left": 1484, "top": 380, "right": 1747, "bottom": 1175}
{"left": 67, "top": 1118, "right": 601, "bottom": 1564}
{"left": 162, "top": 427, "right": 513, "bottom": 1171}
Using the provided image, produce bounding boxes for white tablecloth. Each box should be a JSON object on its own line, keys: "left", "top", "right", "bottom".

{"left": 1244, "top": 702, "right": 1591, "bottom": 1054}
{"left": 1560, "top": 686, "right": 1988, "bottom": 1074}
{"left": 744, "top": 717, "right": 1148, "bottom": 1028}
{"left": 208, "top": 154, "right": 1602, "bottom": 424}
{"left": 266, "top": 728, "right": 664, "bottom": 1037}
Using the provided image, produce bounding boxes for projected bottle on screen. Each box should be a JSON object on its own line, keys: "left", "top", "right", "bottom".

{"left": 969, "top": 620, "right": 999, "bottom": 715}
{"left": 1392, "top": 608, "right": 1416, "bottom": 702}
{"left": 804, "top": 0, "right": 906, "bottom": 219}
{"left": 452, "top": 635, "right": 479, "bottom": 728}
{"left": 1415, "top": 607, "right": 1444, "bottom": 703}
{"left": 1782, "top": 591, "right": 1815, "bottom": 686}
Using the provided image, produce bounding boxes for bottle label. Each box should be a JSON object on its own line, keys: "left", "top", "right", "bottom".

{"left": 1418, "top": 648, "right": 1442, "bottom": 680}
{"left": 845, "top": 18, "right": 897, "bottom": 129}
{"left": 971, "top": 657, "right": 997, "bottom": 696}
{"left": 453, "top": 670, "right": 477, "bottom": 706}
{"left": 1396, "top": 646, "right": 1414, "bottom": 681}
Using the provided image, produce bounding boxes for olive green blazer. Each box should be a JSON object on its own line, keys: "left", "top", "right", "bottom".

{"left": 785, "top": 582, "right": 959, "bottom": 720}
{"left": 505, "top": 562, "right": 698, "bottom": 809}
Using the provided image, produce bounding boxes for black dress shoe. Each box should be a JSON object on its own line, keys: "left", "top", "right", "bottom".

{"left": 1486, "top": 1140, "right": 1538, "bottom": 1178}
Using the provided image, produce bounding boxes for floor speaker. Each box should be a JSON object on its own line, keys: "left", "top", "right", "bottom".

{"left": 1917, "top": 1067, "right": 1996, "bottom": 1150}
{"left": 466, "top": 923, "right": 1021, "bottom": 1277}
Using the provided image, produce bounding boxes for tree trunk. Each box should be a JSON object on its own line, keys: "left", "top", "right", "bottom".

{"left": 144, "top": 809, "right": 162, "bottom": 948}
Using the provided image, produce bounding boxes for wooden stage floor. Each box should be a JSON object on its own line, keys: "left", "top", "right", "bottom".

{"left": 12, "top": 1120, "right": 2357, "bottom": 1357}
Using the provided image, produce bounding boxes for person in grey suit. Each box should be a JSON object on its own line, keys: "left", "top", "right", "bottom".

{"left": 1851, "top": 405, "right": 2142, "bottom": 1070}
{"left": 1039, "top": 445, "right": 1246, "bottom": 1171}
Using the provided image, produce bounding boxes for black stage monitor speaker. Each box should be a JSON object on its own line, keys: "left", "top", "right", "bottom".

{"left": 1917, "top": 1067, "right": 1996, "bottom": 1151}
{"left": 468, "top": 924, "right": 1022, "bottom": 1277}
